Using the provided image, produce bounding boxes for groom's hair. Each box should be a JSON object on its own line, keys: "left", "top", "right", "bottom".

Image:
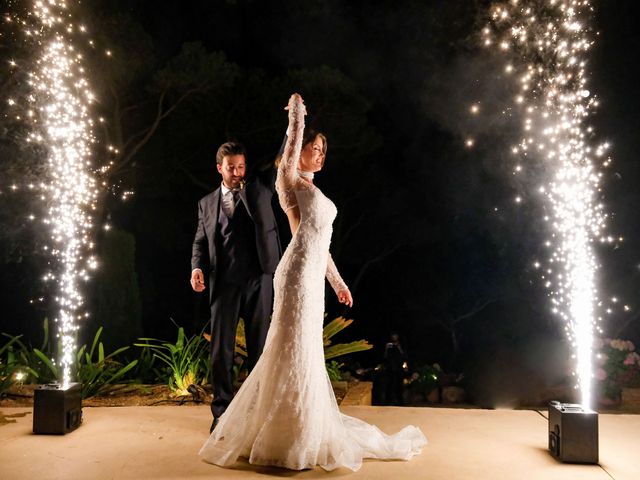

{"left": 216, "top": 141, "right": 247, "bottom": 165}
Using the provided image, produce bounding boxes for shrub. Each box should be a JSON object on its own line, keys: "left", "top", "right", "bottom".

{"left": 135, "top": 326, "right": 210, "bottom": 396}
{"left": 35, "top": 326, "right": 138, "bottom": 399}
{"left": 326, "top": 360, "right": 344, "bottom": 381}
{"left": 0, "top": 335, "right": 27, "bottom": 396}
{"left": 323, "top": 316, "right": 373, "bottom": 381}
{"left": 407, "top": 364, "right": 442, "bottom": 397}
{"left": 8, "top": 318, "right": 57, "bottom": 385}
{"left": 595, "top": 338, "right": 640, "bottom": 400}
{"left": 323, "top": 316, "right": 373, "bottom": 360}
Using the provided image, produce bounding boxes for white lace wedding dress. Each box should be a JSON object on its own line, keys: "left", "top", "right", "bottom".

{"left": 199, "top": 98, "right": 427, "bottom": 471}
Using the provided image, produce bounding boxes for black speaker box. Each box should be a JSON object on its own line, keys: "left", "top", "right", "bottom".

{"left": 33, "top": 382, "right": 83, "bottom": 435}
{"left": 548, "top": 400, "right": 598, "bottom": 464}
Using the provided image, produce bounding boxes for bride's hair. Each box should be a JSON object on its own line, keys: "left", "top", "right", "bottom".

{"left": 303, "top": 129, "right": 327, "bottom": 156}
{"left": 274, "top": 129, "right": 327, "bottom": 168}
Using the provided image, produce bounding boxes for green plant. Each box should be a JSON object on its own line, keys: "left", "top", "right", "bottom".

{"left": 0, "top": 319, "right": 138, "bottom": 398}
{"left": 6, "top": 318, "right": 57, "bottom": 385}
{"left": 322, "top": 316, "right": 372, "bottom": 382}
{"left": 326, "top": 360, "right": 344, "bottom": 381}
{"left": 0, "top": 335, "right": 27, "bottom": 395}
{"left": 35, "top": 327, "right": 138, "bottom": 399}
{"left": 232, "top": 319, "right": 247, "bottom": 383}
{"left": 407, "top": 364, "right": 442, "bottom": 396}
{"left": 323, "top": 316, "right": 373, "bottom": 360}
{"left": 201, "top": 316, "right": 372, "bottom": 386}
{"left": 94, "top": 228, "right": 143, "bottom": 350}
{"left": 595, "top": 338, "right": 640, "bottom": 400}
{"left": 135, "top": 326, "right": 210, "bottom": 396}
{"left": 125, "top": 344, "right": 162, "bottom": 384}
{"left": 76, "top": 327, "right": 139, "bottom": 399}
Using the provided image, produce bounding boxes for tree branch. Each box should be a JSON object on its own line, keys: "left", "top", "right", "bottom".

{"left": 118, "top": 100, "right": 150, "bottom": 121}
{"left": 112, "top": 85, "right": 207, "bottom": 176}
{"left": 613, "top": 311, "right": 640, "bottom": 338}
{"left": 350, "top": 242, "right": 405, "bottom": 294}
{"left": 122, "top": 125, "right": 154, "bottom": 152}
{"left": 177, "top": 165, "right": 214, "bottom": 191}
{"left": 109, "top": 84, "right": 124, "bottom": 147}
{"left": 452, "top": 299, "right": 495, "bottom": 326}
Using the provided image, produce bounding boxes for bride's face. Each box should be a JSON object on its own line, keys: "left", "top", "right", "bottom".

{"left": 299, "top": 136, "right": 325, "bottom": 173}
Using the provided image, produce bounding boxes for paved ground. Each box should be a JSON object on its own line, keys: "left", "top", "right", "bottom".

{"left": 0, "top": 405, "right": 637, "bottom": 479}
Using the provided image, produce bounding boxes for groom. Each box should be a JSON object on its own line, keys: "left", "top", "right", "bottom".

{"left": 191, "top": 141, "right": 281, "bottom": 432}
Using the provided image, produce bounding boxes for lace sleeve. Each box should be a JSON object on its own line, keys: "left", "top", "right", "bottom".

{"left": 326, "top": 253, "right": 347, "bottom": 294}
{"left": 275, "top": 96, "right": 306, "bottom": 212}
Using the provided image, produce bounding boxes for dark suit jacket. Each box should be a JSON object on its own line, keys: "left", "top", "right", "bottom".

{"left": 191, "top": 174, "right": 282, "bottom": 303}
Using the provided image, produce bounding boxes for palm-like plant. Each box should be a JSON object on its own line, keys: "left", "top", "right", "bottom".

{"left": 135, "top": 327, "right": 210, "bottom": 396}
{"left": 1, "top": 335, "right": 28, "bottom": 395}
{"left": 217, "top": 316, "right": 373, "bottom": 361}
{"left": 323, "top": 316, "right": 372, "bottom": 360}
{"left": 34, "top": 327, "right": 138, "bottom": 399}
{"left": 203, "top": 316, "right": 373, "bottom": 383}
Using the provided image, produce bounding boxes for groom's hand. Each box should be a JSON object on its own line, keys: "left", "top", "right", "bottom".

{"left": 190, "top": 269, "right": 206, "bottom": 292}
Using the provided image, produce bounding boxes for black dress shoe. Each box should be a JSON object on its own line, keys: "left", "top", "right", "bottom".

{"left": 209, "top": 418, "right": 219, "bottom": 434}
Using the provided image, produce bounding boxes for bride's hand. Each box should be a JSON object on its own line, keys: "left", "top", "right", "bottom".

{"left": 284, "top": 93, "right": 306, "bottom": 115}
{"left": 337, "top": 288, "right": 353, "bottom": 307}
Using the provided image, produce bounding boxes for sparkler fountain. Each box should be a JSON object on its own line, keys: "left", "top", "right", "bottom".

{"left": 481, "top": 0, "right": 608, "bottom": 463}
{"left": 5, "top": 0, "right": 98, "bottom": 433}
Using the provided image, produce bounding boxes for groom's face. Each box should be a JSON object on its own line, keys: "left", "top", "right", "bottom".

{"left": 217, "top": 154, "right": 246, "bottom": 189}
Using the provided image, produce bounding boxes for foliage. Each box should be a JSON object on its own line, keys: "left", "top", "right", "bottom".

{"left": 326, "top": 360, "right": 343, "bottom": 382}
{"left": 595, "top": 338, "right": 640, "bottom": 400}
{"left": 94, "top": 228, "right": 143, "bottom": 350}
{"left": 407, "top": 363, "right": 442, "bottom": 396}
{"left": 34, "top": 326, "right": 138, "bottom": 399}
{"left": 1, "top": 318, "right": 56, "bottom": 385}
{"left": 135, "top": 326, "right": 210, "bottom": 396}
{"left": 202, "top": 316, "right": 371, "bottom": 384}
{"left": 0, "top": 314, "right": 373, "bottom": 397}
{"left": 323, "top": 316, "right": 373, "bottom": 360}
{"left": 223, "top": 318, "right": 248, "bottom": 358}
{"left": 75, "top": 327, "right": 138, "bottom": 399}
{"left": 125, "top": 344, "right": 162, "bottom": 384}
{"left": 321, "top": 316, "right": 372, "bottom": 382}
{"left": 0, "top": 335, "right": 27, "bottom": 396}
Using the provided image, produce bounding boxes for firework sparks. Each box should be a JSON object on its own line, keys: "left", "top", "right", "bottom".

{"left": 8, "top": 0, "right": 99, "bottom": 387}
{"left": 482, "top": 0, "right": 609, "bottom": 409}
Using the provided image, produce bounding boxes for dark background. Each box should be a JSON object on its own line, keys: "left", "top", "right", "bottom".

{"left": 2, "top": 0, "right": 639, "bottom": 403}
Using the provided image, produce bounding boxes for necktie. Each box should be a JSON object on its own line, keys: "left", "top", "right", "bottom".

{"left": 225, "top": 189, "right": 240, "bottom": 218}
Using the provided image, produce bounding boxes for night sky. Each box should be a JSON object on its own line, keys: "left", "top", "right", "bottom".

{"left": 1, "top": 0, "right": 640, "bottom": 397}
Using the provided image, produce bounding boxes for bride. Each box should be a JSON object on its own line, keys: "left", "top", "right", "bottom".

{"left": 199, "top": 93, "right": 426, "bottom": 471}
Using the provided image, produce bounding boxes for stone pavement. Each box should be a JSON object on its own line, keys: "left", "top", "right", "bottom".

{"left": 0, "top": 405, "right": 637, "bottom": 479}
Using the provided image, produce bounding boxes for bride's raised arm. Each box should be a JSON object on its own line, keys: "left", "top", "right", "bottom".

{"left": 275, "top": 93, "right": 306, "bottom": 212}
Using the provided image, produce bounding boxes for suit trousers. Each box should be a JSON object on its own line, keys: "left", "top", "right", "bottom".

{"left": 209, "top": 273, "right": 273, "bottom": 419}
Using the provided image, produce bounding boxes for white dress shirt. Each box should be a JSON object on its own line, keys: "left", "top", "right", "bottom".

{"left": 220, "top": 182, "right": 241, "bottom": 219}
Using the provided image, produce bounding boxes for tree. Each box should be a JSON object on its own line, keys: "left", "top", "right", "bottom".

{"left": 92, "top": 228, "right": 142, "bottom": 350}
